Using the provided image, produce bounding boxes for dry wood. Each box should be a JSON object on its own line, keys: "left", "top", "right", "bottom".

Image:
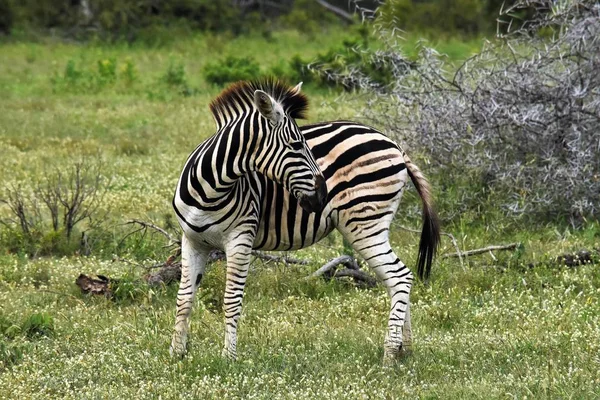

{"left": 332, "top": 268, "right": 377, "bottom": 288}
{"left": 125, "top": 219, "right": 181, "bottom": 246}
{"left": 308, "top": 255, "right": 359, "bottom": 278}
{"left": 443, "top": 243, "right": 520, "bottom": 258}
{"left": 75, "top": 274, "right": 111, "bottom": 296}
{"left": 315, "top": 0, "right": 355, "bottom": 23}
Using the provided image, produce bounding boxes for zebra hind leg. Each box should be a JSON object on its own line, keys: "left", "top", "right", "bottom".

{"left": 170, "top": 235, "right": 209, "bottom": 358}
{"left": 400, "top": 302, "right": 413, "bottom": 358}
{"left": 348, "top": 231, "right": 413, "bottom": 365}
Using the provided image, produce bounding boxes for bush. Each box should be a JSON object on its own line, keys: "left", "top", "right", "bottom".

{"left": 161, "top": 60, "right": 187, "bottom": 87}
{"left": 52, "top": 57, "right": 140, "bottom": 93}
{"left": 305, "top": 38, "right": 400, "bottom": 91}
{"left": 203, "top": 56, "right": 262, "bottom": 86}
{"left": 277, "top": 0, "right": 340, "bottom": 34}
{"left": 355, "top": 0, "right": 600, "bottom": 225}
{"left": 377, "top": 0, "right": 519, "bottom": 36}
{"left": 6, "top": 0, "right": 344, "bottom": 39}
{"left": 0, "top": 156, "right": 109, "bottom": 256}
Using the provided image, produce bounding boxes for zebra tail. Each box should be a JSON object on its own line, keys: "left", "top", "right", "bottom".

{"left": 405, "top": 157, "right": 440, "bottom": 282}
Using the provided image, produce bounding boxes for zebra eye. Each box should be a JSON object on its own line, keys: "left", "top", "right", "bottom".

{"left": 290, "top": 140, "right": 304, "bottom": 151}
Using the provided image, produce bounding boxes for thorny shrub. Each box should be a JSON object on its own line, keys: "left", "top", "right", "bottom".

{"left": 347, "top": 0, "right": 600, "bottom": 225}
{"left": 0, "top": 156, "right": 109, "bottom": 256}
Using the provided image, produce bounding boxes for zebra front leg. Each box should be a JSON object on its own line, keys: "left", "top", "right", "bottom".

{"left": 221, "top": 238, "right": 253, "bottom": 360}
{"left": 170, "top": 235, "right": 208, "bottom": 358}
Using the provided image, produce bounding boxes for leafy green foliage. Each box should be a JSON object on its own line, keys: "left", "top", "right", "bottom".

{"left": 277, "top": 0, "right": 340, "bottom": 34}
{"left": 203, "top": 56, "right": 262, "bottom": 86}
{"left": 21, "top": 313, "right": 54, "bottom": 338}
{"left": 161, "top": 60, "right": 187, "bottom": 87}
{"left": 304, "top": 38, "right": 396, "bottom": 90}
{"left": 0, "top": 338, "right": 23, "bottom": 371}
{"left": 109, "top": 274, "right": 158, "bottom": 305}
{"left": 378, "top": 0, "right": 515, "bottom": 36}
{"left": 0, "top": 0, "right": 13, "bottom": 35}
{"left": 52, "top": 57, "right": 140, "bottom": 93}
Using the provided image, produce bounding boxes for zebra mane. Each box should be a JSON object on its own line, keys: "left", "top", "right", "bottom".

{"left": 209, "top": 79, "right": 309, "bottom": 128}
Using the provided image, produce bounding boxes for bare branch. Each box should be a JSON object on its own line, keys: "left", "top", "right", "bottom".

{"left": 308, "top": 255, "right": 360, "bottom": 278}
{"left": 252, "top": 251, "right": 309, "bottom": 265}
{"left": 315, "top": 0, "right": 355, "bottom": 23}
{"left": 332, "top": 268, "right": 377, "bottom": 287}
{"left": 125, "top": 219, "right": 181, "bottom": 246}
{"left": 343, "top": 0, "right": 600, "bottom": 225}
{"left": 443, "top": 243, "right": 520, "bottom": 258}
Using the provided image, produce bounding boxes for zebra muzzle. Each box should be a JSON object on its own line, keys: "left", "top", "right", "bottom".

{"left": 298, "top": 175, "right": 327, "bottom": 213}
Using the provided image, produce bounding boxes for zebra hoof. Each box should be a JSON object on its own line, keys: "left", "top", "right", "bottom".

{"left": 170, "top": 336, "right": 188, "bottom": 359}
{"left": 170, "top": 345, "right": 186, "bottom": 359}
{"left": 399, "top": 344, "right": 413, "bottom": 359}
{"left": 382, "top": 344, "right": 404, "bottom": 366}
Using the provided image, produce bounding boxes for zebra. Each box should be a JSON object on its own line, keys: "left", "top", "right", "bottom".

{"left": 171, "top": 79, "right": 440, "bottom": 364}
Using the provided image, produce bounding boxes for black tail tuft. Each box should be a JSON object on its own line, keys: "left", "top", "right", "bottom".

{"left": 405, "top": 159, "right": 440, "bottom": 282}
{"left": 416, "top": 204, "right": 440, "bottom": 281}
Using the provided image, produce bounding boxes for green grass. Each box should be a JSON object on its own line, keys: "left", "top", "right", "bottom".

{"left": 1, "top": 28, "right": 599, "bottom": 399}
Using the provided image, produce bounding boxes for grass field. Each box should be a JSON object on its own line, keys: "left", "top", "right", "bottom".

{"left": 1, "top": 28, "right": 599, "bottom": 399}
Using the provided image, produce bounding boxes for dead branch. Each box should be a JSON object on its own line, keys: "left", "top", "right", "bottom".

{"left": 145, "top": 261, "right": 182, "bottom": 286}
{"left": 333, "top": 268, "right": 377, "bottom": 287}
{"left": 443, "top": 243, "right": 520, "bottom": 258}
{"left": 252, "top": 251, "right": 309, "bottom": 265}
{"left": 308, "top": 255, "right": 359, "bottom": 278}
{"left": 315, "top": 0, "right": 355, "bottom": 24}
{"left": 125, "top": 219, "right": 181, "bottom": 246}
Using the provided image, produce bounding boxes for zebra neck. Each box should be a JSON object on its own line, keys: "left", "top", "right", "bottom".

{"left": 191, "top": 115, "right": 265, "bottom": 203}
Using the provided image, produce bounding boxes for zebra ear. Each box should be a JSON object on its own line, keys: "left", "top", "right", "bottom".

{"left": 291, "top": 82, "right": 303, "bottom": 94}
{"left": 254, "top": 90, "right": 283, "bottom": 124}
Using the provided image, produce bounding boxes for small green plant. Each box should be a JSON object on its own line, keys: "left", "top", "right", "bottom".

{"left": 0, "top": 339, "right": 24, "bottom": 371}
{"left": 21, "top": 313, "right": 54, "bottom": 338}
{"left": 63, "top": 59, "right": 83, "bottom": 85}
{"left": 52, "top": 57, "right": 138, "bottom": 93}
{"left": 0, "top": 315, "right": 21, "bottom": 340}
{"left": 162, "top": 61, "right": 187, "bottom": 87}
{"left": 109, "top": 275, "right": 153, "bottom": 304}
{"left": 203, "top": 56, "right": 261, "bottom": 86}
{"left": 121, "top": 58, "right": 138, "bottom": 85}
{"left": 97, "top": 58, "right": 117, "bottom": 85}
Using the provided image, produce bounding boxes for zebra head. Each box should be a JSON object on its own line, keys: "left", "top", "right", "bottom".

{"left": 253, "top": 82, "right": 327, "bottom": 213}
